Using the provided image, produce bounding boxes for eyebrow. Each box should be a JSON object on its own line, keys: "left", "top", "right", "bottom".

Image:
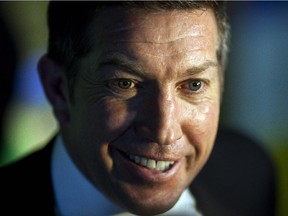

{"left": 99, "top": 53, "right": 149, "bottom": 77}
{"left": 185, "top": 60, "right": 218, "bottom": 76}
{"left": 99, "top": 52, "right": 218, "bottom": 77}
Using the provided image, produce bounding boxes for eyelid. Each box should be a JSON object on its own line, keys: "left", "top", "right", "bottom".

{"left": 100, "top": 65, "right": 145, "bottom": 83}
{"left": 177, "top": 79, "right": 209, "bottom": 93}
{"left": 105, "top": 78, "right": 142, "bottom": 93}
{"left": 113, "top": 78, "right": 135, "bottom": 88}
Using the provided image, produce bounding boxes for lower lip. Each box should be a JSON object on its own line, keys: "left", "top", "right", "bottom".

{"left": 111, "top": 148, "right": 182, "bottom": 184}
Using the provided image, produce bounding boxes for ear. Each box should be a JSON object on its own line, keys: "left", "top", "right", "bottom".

{"left": 38, "top": 55, "right": 71, "bottom": 124}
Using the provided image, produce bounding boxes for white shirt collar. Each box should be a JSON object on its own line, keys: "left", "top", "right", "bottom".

{"left": 51, "top": 135, "right": 202, "bottom": 216}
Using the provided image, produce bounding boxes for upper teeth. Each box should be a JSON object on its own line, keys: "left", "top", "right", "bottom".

{"left": 129, "top": 155, "right": 174, "bottom": 172}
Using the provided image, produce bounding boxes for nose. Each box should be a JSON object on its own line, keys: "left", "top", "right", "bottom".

{"left": 134, "top": 90, "right": 183, "bottom": 145}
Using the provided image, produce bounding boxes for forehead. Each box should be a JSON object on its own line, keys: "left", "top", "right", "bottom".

{"left": 78, "top": 7, "right": 219, "bottom": 81}
{"left": 88, "top": 7, "right": 218, "bottom": 51}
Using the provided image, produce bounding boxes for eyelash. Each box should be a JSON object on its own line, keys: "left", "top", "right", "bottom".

{"left": 177, "top": 79, "right": 207, "bottom": 94}
{"left": 106, "top": 78, "right": 139, "bottom": 92}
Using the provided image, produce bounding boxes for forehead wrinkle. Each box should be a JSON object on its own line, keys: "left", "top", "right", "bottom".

{"left": 110, "top": 35, "right": 209, "bottom": 59}
{"left": 101, "top": 9, "right": 211, "bottom": 44}
{"left": 98, "top": 52, "right": 150, "bottom": 78}
{"left": 108, "top": 25, "right": 205, "bottom": 44}
{"left": 112, "top": 32, "right": 203, "bottom": 44}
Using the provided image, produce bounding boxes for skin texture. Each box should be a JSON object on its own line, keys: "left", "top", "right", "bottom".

{"left": 39, "top": 7, "right": 221, "bottom": 215}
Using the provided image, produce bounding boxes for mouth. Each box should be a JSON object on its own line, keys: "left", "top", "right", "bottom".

{"left": 128, "top": 154, "right": 175, "bottom": 172}
{"left": 115, "top": 148, "right": 177, "bottom": 174}
{"left": 110, "top": 147, "right": 183, "bottom": 184}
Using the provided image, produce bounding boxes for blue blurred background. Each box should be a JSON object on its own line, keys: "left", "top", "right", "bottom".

{"left": 0, "top": 2, "right": 287, "bottom": 216}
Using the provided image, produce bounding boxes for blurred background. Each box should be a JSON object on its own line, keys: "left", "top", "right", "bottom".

{"left": 0, "top": 2, "right": 287, "bottom": 216}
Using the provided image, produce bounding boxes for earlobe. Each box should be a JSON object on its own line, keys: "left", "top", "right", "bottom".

{"left": 37, "top": 55, "right": 70, "bottom": 124}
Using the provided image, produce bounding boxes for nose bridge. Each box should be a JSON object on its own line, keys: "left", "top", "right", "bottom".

{"left": 158, "top": 91, "right": 175, "bottom": 136}
{"left": 136, "top": 88, "right": 183, "bottom": 145}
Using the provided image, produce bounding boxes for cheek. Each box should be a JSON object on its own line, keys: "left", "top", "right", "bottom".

{"left": 197, "top": 101, "right": 220, "bottom": 130}
{"left": 74, "top": 101, "right": 136, "bottom": 173}
{"left": 85, "top": 100, "right": 136, "bottom": 141}
{"left": 184, "top": 100, "right": 220, "bottom": 155}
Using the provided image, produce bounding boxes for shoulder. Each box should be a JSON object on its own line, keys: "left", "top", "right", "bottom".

{"left": 212, "top": 128, "right": 275, "bottom": 172}
{"left": 191, "top": 128, "right": 276, "bottom": 216}
{"left": 0, "top": 139, "right": 55, "bottom": 213}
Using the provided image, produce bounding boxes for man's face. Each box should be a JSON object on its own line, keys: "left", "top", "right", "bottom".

{"left": 62, "top": 8, "right": 220, "bottom": 215}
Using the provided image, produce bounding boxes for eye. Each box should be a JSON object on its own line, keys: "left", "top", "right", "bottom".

{"left": 188, "top": 80, "right": 202, "bottom": 91}
{"left": 177, "top": 79, "right": 207, "bottom": 95}
{"left": 107, "top": 79, "right": 135, "bottom": 90}
{"left": 106, "top": 78, "right": 139, "bottom": 95}
{"left": 117, "top": 79, "right": 135, "bottom": 89}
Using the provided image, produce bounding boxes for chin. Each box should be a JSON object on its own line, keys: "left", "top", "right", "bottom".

{"left": 113, "top": 184, "right": 183, "bottom": 216}
{"left": 125, "top": 200, "right": 177, "bottom": 216}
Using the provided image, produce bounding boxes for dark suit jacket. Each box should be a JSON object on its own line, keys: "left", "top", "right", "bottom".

{"left": 0, "top": 128, "right": 276, "bottom": 215}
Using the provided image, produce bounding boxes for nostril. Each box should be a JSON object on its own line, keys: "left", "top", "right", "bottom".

{"left": 134, "top": 123, "right": 183, "bottom": 146}
{"left": 134, "top": 124, "right": 153, "bottom": 141}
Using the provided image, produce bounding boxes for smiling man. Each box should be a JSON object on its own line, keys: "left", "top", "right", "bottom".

{"left": 0, "top": 1, "right": 276, "bottom": 216}
{"left": 55, "top": 5, "right": 220, "bottom": 215}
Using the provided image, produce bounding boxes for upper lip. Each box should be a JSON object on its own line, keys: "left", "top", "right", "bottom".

{"left": 109, "top": 139, "right": 186, "bottom": 162}
{"left": 116, "top": 148, "right": 179, "bottom": 162}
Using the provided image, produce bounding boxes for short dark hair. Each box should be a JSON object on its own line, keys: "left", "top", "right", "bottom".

{"left": 47, "top": 1, "right": 230, "bottom": 88}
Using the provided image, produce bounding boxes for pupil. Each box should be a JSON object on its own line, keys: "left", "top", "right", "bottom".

{"left": 190, "top": 81, "right": 201, "bottom": 90}
{"left": 120, "top": 80, "right": 131, "bottom": 89}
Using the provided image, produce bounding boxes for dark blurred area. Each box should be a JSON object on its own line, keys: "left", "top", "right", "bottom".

{"left": 0, "top": 2, "right": 287, "bottom": 216}
{"left": 222, "top": 2, "right": 288, "bottom": 149}
{"left": 0, "top": 6, "right": 17, "bottom": 163}
{"left": 222, "top": 3, "right": 288, "bottom": 215}
{"left": 0, "top": 1, "right": 56, "bottom": 165}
